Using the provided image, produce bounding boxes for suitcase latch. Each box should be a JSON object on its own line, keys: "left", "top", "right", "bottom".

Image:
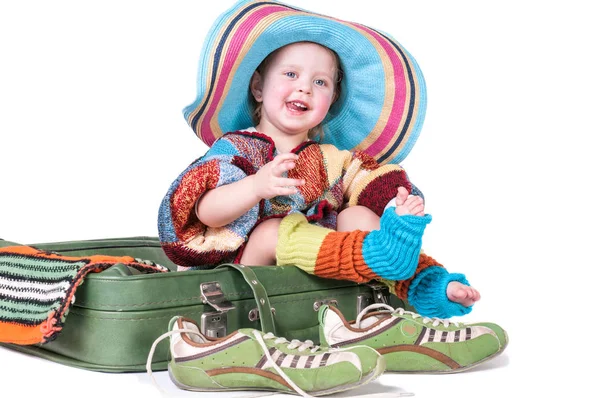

{"left": 368, "top": 282, "right": 391, "bottom": 305}
{"left": 313, "top": 299, "right": 339, "bottom": 311}
{"left": 357, "top": 282, "right": 391, "bottom": 314}
{"left": 199, "top": 282, "right": 235, "bottom": 338}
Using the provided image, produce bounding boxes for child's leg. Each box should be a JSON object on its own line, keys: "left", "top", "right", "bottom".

{"left": 336, "top": 187, "right": 421, "bottom": 231}
{"left": 341, "top": 189, "right": 480, "bottom": 318}
{"left": 241, "top": 191, "right": 479, "bottom": 318}
{"left": 241, "top": 187, "right": 418, "bottom": 266}
{"left": 337, "top": 205, "right": 380, "bottom": 231}
{"left": 239, "top": 218, "right": 281, "bottom": 266}
{"left": 276, "top": 208, "right": 431, "bottom": 282}
{"left": 388, "top": 253, "right": 478, "bottom": 318}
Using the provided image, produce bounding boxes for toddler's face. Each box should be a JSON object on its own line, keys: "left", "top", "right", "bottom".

{"left": 252, "top": 42, "right": 337, "bottom": 138}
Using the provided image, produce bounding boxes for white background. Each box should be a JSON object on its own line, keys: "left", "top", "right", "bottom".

{"left": 1, "top": 1, "right": 599, "bottom": 397}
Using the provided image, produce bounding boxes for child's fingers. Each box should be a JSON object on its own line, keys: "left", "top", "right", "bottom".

{"left": 271, "top": 156, "right": 298, "bottom": 175}
{"left": 273, "top": 153, "right": 299, "bottom": 165}
{"left": 272, "top": 160, "right": 297, "bottom": 176}
{"left": 276, "top": 177, "right": 305, "bottom": 187}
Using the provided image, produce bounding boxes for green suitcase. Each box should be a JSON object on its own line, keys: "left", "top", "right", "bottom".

{"left": 0, "top": 236, "right": 403, "bottom": 373}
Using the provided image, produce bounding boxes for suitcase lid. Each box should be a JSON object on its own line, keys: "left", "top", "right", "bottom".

{"left": 27, "top": 236, "right": 362, "bottom": 312}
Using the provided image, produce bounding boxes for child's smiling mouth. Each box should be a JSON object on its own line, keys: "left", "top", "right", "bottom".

{"left": 286, "top": 100, "right": 309, "bottom": 112}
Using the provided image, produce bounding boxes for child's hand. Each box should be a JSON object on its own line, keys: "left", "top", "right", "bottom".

{"left": 251, "top": 153, "right": 305, "bottom": 199}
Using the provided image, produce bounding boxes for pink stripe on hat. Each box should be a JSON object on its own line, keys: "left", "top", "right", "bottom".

{"left": 353, "top": 23, "right": 407, "bottom": 158}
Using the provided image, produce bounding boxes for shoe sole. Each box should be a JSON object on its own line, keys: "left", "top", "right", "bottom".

{"left": 386, "top": 332, "right": 509, "bottom": 374}
{"left": 168, "top": 355, "right": 386, "bottom": 396}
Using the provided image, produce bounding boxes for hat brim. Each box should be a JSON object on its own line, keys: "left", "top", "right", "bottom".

{"left": 184, "top": 0, "right": 427, "bottom": 164}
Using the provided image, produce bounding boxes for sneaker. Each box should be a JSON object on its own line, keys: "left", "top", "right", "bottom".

{"left": 319, "top": 303, "right": 508, "bottom": 373}
{"left": 147, "top": 316, "right": 386, "bottom": 396}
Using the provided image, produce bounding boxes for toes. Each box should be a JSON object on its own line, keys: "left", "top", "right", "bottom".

{"left": 453, "top": 289, "right": 467, "bottom": 300}
{"left": 404, "top": 196, "right": 424, "bottom": 212}
{"left": 447, "top": 282, "right": 467, "bottom": 301}
{"left": 394, "top": 205, "right": 409, "bottom": 216}
{"left": 396, "top": 186, "right": 409, "bottom": 204}
{"left": 447, "top": 282, "right": 483, "bottom": 307}
{"left": 458, "top": 287, "right": 481, "bottom": 306}
{"left": 412, "top": 203, "right": 424, "bottom": 215}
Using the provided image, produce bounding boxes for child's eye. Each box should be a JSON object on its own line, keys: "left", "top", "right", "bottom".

{"left": 314, "top": 79, "right": 326, "bottom": 87}
{"left": 285, "top": 72, "right": 297, "bottom": 78}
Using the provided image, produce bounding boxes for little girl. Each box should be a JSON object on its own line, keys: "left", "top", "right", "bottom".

{"left": 158, "top": 1, "right": 479, "bottom": 319}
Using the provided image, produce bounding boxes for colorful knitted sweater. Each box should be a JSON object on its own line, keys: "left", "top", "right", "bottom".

{"left": 158, "top": 130, "right": 420, "bottom": 269}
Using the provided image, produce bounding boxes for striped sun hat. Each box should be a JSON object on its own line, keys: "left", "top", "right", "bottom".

{"left": 184, "top": 0, "right": 427, "bottom": 164}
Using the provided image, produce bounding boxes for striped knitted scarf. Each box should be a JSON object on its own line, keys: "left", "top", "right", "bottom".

{"left": 0, "top": 245, "right": 168, "bottom": 345}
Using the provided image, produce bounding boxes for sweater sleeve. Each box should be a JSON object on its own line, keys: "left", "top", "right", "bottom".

{"left": 322, "top": 146, "right": 421, "bottom": 216}
{"left": 157, "top": 136, "right": 259, "bottom": 268}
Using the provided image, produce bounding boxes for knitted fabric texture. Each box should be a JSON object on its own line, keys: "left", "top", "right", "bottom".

{"left": 0, "top": 245, "right": 168, "bottom": 345}
{"left": 158, "top": 130, "right": 418, "bottom": 269}
{"left": 407, "top": 265, "right": 472, "bottom": 318}
{"left": 362, "top": 209, "right": 431, "bottom": 280}
{"left": 394, "top": 252, "right": 443, "bottom": 299}
{"left": 276, "top": 213, "right": 375, "bottom": 283}
{"left": 275, "top": 210, "right": 430, "bottom": 283}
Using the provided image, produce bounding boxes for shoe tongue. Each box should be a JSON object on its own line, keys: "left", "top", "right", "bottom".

{"left": 180, "top": 320, "right": 207, "bottom": 343}
{"left": 354, "top": 312, "right": 390, "bottom": 328}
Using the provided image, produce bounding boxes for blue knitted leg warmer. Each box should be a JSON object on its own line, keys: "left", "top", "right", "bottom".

{"left": 362, "top": 208, "right": 431, "bottom": 280}
{"left": 407, "top": 265, "right": 473, "bottom": 318}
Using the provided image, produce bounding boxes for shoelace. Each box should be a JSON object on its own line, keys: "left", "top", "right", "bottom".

{"left": 261, "top": 332, "right": 320, "bottom": 353}
{"left": 356, "top": 303, "right": 461, "bottom": 328}
{"left": 252, "top": 330, "right": 317, "bottom": 398}
{"left": 249, "top": 331, "right": 414, "bottom": 398}
{"left": 146, "top": 327, "right": 320, "bottom": 397}
{"left": 146, "top": 328, "right": 203, "bottom": 396}
{"left": 147, "top": 326, "right": 414, "bottom": 398}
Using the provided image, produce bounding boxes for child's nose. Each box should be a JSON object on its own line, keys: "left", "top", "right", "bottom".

{"left": 297, "top": 79, "right": 311, "bottom": 94}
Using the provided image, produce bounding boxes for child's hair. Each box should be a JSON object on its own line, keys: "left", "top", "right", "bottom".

{"left": 250, "top": 41, "right": 343, "bottom": 141}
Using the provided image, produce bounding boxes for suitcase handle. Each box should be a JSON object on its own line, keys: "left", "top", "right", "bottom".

{"left": 216, "top": 263, "right": 277, "bottom": 335}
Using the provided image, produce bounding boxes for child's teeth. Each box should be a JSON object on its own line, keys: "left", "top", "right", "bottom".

{"left": 292, "top": 102, "right": 306, "bottom": 109}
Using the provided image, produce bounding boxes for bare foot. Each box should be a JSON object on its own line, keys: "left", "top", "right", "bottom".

{"left": 395, "top": 186, "right": 425, "bottom": 216}
{"left": 446, "top": 281, "right": 481, "bottom": 307}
